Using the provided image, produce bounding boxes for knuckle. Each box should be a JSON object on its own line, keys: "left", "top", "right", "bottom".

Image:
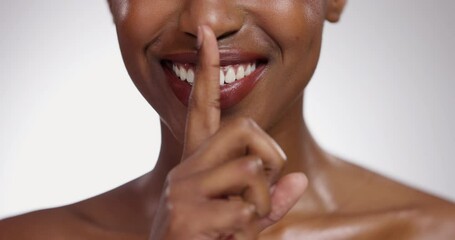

{"left": 236, "top": 203, "right": 256, "bottom": 224}
{"left": 167, "top": 204, "right": 185, "bottom": 231}
{"left": 188, "top": 94, "right": 216, "bottom": 111}
{"left": 239, "top": 157, "right": 263, "bottom": 176}
{"left": 167, "top": 168, "right": 180, "bottom": 182}
{"left": 163, "top": 183, "right": 178, "bottom": 205}
{"left": 207, "top": 97, "right": 221, "bottom": 110}
{"left": 166, "top": 167, "right": 187, "bottom": 185}
{"left": 164, "top": 179, "right": 187, "bottom": 204}
{"left": 164, "top": 189, "right": 193, "bottom": 230}
{"left": 166, "top": 169, "right": 202, "bottom": 202}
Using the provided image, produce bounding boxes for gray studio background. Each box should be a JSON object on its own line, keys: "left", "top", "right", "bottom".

{"left": 1, "top": 1, "right": 454, "bottom": 218}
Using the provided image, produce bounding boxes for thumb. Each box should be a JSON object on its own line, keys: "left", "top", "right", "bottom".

{"left": 257, "top": 172, "right": 308, "bottom": 230}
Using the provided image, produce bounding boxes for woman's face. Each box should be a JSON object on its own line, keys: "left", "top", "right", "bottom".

{"left": 109, "top": 0, "right": 344, "bottom": 142}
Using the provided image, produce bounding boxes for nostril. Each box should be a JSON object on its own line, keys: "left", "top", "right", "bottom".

{"left": 184, "top": 32, "right": 197, "bottom": 39}
{"left": 185, "top": 30, "right": 238, "bottom": 41}
{"left": 183, "top": 29, "right": 238, "bottom": 47}
{"left": 217, "top": 30, "right": 238, "bottom": 41}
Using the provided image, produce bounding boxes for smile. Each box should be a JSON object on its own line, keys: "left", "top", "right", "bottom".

{"left": 171, "top": 62, "right": 257, "bottom": 85}
{"left": 162, "top": 51, "right": 267, "bottom": 109}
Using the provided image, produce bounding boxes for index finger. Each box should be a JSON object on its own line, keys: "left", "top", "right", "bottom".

{"left": 183, "top": 25, "right": 221, "bottom": 158}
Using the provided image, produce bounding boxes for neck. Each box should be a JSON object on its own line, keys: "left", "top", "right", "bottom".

{"left": 141, "top": 123, "right": 184, "bottom": 188}
{"left": 139, "top": 95, "right": 334, "bottom": 210}
{"left": 135, "top": 122, "right": 182, "bottom": 209}
{"left": 157, "top": 123, "right": 184, "bottom": 173}
{"left": 267, "top": 96, "right": 340, "bottom": 214}
{"left": 268, "top": 96, "right": 331, "bottom": 178}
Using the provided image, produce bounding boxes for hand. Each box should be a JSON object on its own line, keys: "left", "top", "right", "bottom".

{"left": 149, "top": 25, "right": 307, "bottom": 240}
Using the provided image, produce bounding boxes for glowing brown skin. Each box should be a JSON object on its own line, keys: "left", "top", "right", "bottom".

{"left": 1, "top": 0, "right": 455, "bottom": 239}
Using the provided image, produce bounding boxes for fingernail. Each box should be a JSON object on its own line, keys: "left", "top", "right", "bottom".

{"left": 248, "top": 203, "right": 256, "bottom": 213}
{"left": 269, "top": 184, "right": 277, "bottom": 195}
{"left": 197, "top": 26, "right": 203, "bottom": 50}
{"left": 256, "top": 158, "right": 263, "bottom": 168}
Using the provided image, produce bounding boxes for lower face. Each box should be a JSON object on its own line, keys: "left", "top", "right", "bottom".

{"left": 112, "top": 0, "right": 326, "bottom": 143}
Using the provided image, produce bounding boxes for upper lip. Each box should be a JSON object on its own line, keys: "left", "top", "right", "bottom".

{"left": 162, "top": 49, "right": 267, "bottom": 66}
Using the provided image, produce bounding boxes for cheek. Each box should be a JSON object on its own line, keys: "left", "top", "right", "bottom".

{"left": 268, "top": 0, "right": 325, "bottom": 55}
{"left": 275, "top": 0, "right": 325, "bottom": 86}
{"left": 250, "top": 0, "right": 325, "bottom": 74}
{"left": 114, "top": 1, "right": 188, "bottom": 142}
{"left": 253, "top": 1, "right": 325, "bottom": 128}
{"left": 110, "top": 0, "right": 130, "bottom": 23}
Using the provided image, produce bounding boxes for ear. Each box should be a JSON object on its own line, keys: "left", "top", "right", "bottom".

{"left": 326, "top": 0, "right": 347, "bottom": 23}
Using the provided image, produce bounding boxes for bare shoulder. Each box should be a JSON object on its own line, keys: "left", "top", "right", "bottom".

{"left": 336, "top": 157, "right": 455, "bottom": 206}
{"left": 262, "top": 157, "right": 455, "bottom": 239}
{"left": 0, "top": 179, "right": 148, "bottom": 240}
{"left": 0, "top": 207, "right": 90, "bottom": 240}
{"left": 334, "top": 157, "right": 455, "bottom": 236}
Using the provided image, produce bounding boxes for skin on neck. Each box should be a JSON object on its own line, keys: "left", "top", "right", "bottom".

{"left": 267, "top": 94, "right": 329, "bottom": 177}
{"left": 136, "top": 92, "right": 334, "bottom": 219}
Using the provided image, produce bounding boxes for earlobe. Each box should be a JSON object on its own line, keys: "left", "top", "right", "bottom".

{"left": 326, "top": 0, "right": 347, "bottom": 23}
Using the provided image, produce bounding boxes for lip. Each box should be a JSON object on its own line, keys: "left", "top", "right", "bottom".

{"left": 162, "top": 51, "right": 267, "bottom": 109}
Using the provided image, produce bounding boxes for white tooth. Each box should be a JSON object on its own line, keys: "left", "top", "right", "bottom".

{"left": 179, "top": 66, "right": 187, "bottom": 81}
{"left": 173, "top": 64, "right": 178, "bottom": 75}
{"left": 175, "top": 65, "right": 181, "bottom": 78}
{"left": 225, "top": 67, "right": 236, "bottom": 84}
{"left": 245, "top": 65, "right": 252, "bottom": 75}
{"left": 187, "top": 69, "right": 195, "bottom": 84}
{"left": 219, "top": 70, "right": 225, "bottom": 85}
{"left": 176, "top": 66, "right": 181, "bottom": 79}
{"left": 236, "top": 65, "right": 245, "bottom": 80}
{"left": 251, "top": 63, "right": 256, "bottom": 72}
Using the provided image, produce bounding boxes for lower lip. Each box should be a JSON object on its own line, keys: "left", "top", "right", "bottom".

{"left": 164, "top": 63, "right": 266, "bottom": 109}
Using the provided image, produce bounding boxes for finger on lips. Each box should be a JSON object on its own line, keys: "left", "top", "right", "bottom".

{"left": 175, "top": 25, "right": 298, "bottom": 238}
{"left": 183, "top": 25, "right": 221, "bottom": 157}
{"left": 181, "top": 26, "right": 286, "bottom": 182}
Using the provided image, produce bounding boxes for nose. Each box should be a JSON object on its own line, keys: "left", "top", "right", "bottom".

{"left": 179, "top": 0, "right": 244, "bottom": 40}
